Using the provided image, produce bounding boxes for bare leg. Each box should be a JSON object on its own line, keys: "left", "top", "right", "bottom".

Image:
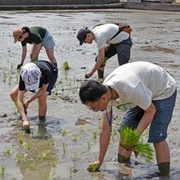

{"left": 153, "top": 140, "right": 170, "bottom": 176}
{"left": 38, "top": 91, "right": 49, "bottom": 117}
{"left": 10, "top": 84, "right": 19, "bottom": 107}
{"left": 46, "top": 48, "right": 57, "bottom": 64}
{"left": 30, "top": 44, "right": 42, "bottom": 61}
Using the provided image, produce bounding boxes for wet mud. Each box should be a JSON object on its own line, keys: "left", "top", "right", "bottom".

{"left": 0, "top": 9, "right": 180, "bottom": 179}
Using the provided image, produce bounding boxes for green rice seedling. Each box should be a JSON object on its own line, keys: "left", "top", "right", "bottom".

{"left": 72, "top": 150, "right": 77, "bottom": 165}
{"left": 61, "top": 129, "right": 67, "bottom": 137}
{"left": 51, "top": 157, "right": 58, "bottom": 167}
{"left": 62, "top": 61, "right": 70, "bottom": 70}
{"left": 18, "top": 137, "right": 24, "bottom": 144}
{"left": 8, "top": 73, "right": 12, "bottom": 86}
{"left": 88, "top": 163, "right": 98, "bottom": 172}
{"left": 112, "top": 128, "right": 118, "bottom": 136}
{"left": 39, "top": 151, "right": 51, "bottom": 160}
{"left": 2, "top": 68, "right": 7, "bottom": 83}
{"left": 0, "top": 165, "right": 6, "bottom": 176}
{"left": 48, "top": 169, "right": 55, "bottom": 180}
{"left": 98, "top": 121, "right": 102, "bottom": 129}
{"left": 26, "top": 142, "right": 31, "bottom": 150}
{"left": 8, "top": 65, "right": 13, "bottom": 86}
{"left": 87, "top": 141, "right": 91, "bottom": 150}
{"left": 69, "top": 168, "right": 73, "bottom": 179}
{"left": 50, "top": 84, "right": 58, "bottom": 100}
{"left": 92, "top": 130, "right": 98, "bottom": 141}
{"left": 134, "top": 142, "right": 154, "bottom": 163}
{"left": 62, "top": 142, "right": 67, "bottom": 155}
{"left": 5, "top": 148, "right": 11, "bottom": 156}
{"left": 48, "top": 138, "right": 55, "bottom": 146}
{"left": 16, "top": 153, "right": 23, "bottom": 162}
{"left": 28, "top": 161, "right": 36, "bottom": 170}
{"left": 119, "top": 127, "right": 153, "bottom": 163}
{"left": 72, "top": 133, "right": 78, "bottom": 142}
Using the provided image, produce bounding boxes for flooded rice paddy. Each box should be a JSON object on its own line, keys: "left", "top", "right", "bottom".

{"left": 0, "top": 9, "right": 180, "bottom": 180}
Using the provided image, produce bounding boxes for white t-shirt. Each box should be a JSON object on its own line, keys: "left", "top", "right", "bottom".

{"left": 92, "top": 24, "right": 130, "bottom": 50}
{"left": 103, "top": 61, "right": 176, "bottom": 112}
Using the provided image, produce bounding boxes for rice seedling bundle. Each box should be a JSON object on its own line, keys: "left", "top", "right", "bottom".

{"left": 119, "top": 127, "right": 153, "bottom": 163}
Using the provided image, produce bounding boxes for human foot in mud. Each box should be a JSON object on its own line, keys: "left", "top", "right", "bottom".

{"left": 33, "top": 120, "right": 51, "bottom": 140}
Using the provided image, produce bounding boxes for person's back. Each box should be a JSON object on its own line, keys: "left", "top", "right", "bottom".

{"left": 104, "top": 61, "right": 176, "bottom": 100}
{"left": 93, "top": 24, "right": 130, "bottom": 49}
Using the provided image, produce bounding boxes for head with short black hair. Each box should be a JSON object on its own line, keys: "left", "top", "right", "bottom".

{"left": 79, "top": 80, "right": 107, "bottom": 103}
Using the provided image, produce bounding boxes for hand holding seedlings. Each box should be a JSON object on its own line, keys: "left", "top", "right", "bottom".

{"left": 87, "top": 161, "right": 100, "bottom": 172}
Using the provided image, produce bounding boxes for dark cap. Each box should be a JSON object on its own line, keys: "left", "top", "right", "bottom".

{"left": 76, "top": 28, "right": 90, "bottom": 45}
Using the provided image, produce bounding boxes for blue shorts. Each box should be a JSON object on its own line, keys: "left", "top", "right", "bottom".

{"left": 42, "top": 31, "right": 55, "bottom": 49}
{"left": 118, "top": 89, "right": 177, "bottom": 143}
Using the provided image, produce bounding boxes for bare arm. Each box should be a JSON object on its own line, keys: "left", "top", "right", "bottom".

{"left": 20, "top": 46, "right": 27, "bottom": 65}
{"left": 135, "top": 103, "right": 156, "bottom": 135}
{"left": 85, "top": 48, "right": 105, "bottom": 78}
{"left": 88, "top": 111, "right": 111, "bottom": 170}
{"left": 25, "top": 84, "right": 49, "bottom": 107}
{"left": 98, "top": 111, "right": 112, "bottom": 163}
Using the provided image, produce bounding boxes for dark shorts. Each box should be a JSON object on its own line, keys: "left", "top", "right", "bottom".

{"left": 118, "top": 89, "right": 177, "bottom": 143}
{"left": 95, "top": 36, "right": 132, "bottom": 67}
{"left": 47, "top": 65, "right": 58, "bottom": 95}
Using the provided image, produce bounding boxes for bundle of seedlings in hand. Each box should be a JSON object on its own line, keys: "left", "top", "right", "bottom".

{"left": 88, "top": 163, "right": 98, "bottom": 172}
{"left": 119, "top": 127, "right": 153, "bottom": 163}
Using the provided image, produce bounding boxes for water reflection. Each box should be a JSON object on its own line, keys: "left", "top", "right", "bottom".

{"left": 11, "top": 117, "right": 62, "bottom": 180}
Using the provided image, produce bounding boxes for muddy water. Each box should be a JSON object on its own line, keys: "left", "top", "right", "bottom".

{"left": 0, "top": 9, "right": 180, "bottom": 180}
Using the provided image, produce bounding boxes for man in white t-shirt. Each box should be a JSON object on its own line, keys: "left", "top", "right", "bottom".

{"left": 76, "top": 23, "right": 132, "bottom": 79}
{"left": 79, "top": 61, "right": 177, "bottom": 177}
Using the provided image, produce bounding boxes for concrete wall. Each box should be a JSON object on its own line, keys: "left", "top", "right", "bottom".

{"left": 0, "top": 0, "right": 119, "bottom": 5}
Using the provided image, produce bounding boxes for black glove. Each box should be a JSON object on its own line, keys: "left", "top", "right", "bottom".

{"left": 17, "top": 63, "right": 23, "bottom": 69}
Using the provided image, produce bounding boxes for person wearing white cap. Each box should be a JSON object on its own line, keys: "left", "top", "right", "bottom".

{"left": 76, "top": 23, "right": 132, "bottom": 80}
{"left": 13, "top": 26, "right": 57, "bottom": 69}
{"left": 10, "top": 60, "right": 58, "bottom": 133}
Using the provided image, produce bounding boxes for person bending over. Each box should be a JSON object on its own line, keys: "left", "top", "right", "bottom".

{"left": 13, "top": 26, "right": 57, "bottom": 69}
{"left": 10, "top": 60, "right": 58, "bottom": 133}
{"left": 76, "top": 23, "right": 132, "bottom": 79}
{"left": 79, "top": 61, "right": 176, "bottom": 177}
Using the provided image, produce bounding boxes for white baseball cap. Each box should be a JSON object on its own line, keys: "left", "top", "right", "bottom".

{"left": 21, "top": 63, "right": 41, "bottom": 91}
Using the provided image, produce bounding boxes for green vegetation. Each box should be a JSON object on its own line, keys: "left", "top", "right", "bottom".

{"left": 88, "top": 163, "right": 98, "bottom": 172}
{"left": 119, "top": 127, "right": 153, "bottom": 163}
{"left": 16, "top": 153, "right": 23, "bottom": 162}
{"left": 0, "top": 165, "right": 6, "bottom": 176}
{"left": 5, "top": 148, "right": 11, "bottom": 156}
{"left": 62, "top": 61, "right": 70, "bottom": 70}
